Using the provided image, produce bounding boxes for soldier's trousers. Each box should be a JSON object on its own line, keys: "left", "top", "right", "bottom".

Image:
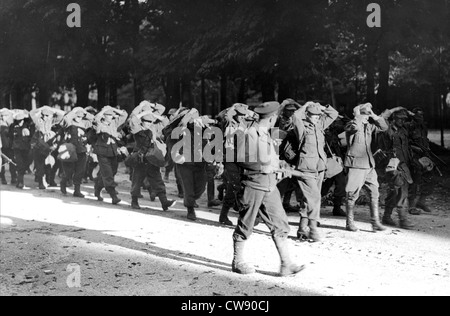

{"left": 0, "top": 148, "right": 16, "bottom": 180}
{"left": 345, "top": 168, "right": 379, "bottom": 205}
{"left": 61, "top": 153, "right": 87, "bottom": 186}
{"left": 234, "top": 186, "right": 290, "bottom": 242}
{"left": 385, "top": 181, "right": 409, "bottom": 210}
{"left": 33, "top": 152, "right": 46, "bottom": 181}
{"left": 96, "top": 155, "right": 119, "bottom": 190}
{"left": 277, "top": 178, "right": 303, "bottom": 206}
{"left": 14, "top": 149, "right": 29, "bottom": 183}
{"left": 177, "top": 163, "right": 207, "bottom": 208}
{"left": 206, "top": 163, "right": 216, "bottom": 202}
{"left": 222, "top": 163, "right": 242, "bottom": 210}
{"left": 409, "top": 168, "right": 432, "bottom": 202}
{"left": 322, "top": 170, "right": 346, "bottom": 204}
{"left": 131, "top": 163, "right": 167, "bottom": 198}
{"left": 296, "top": 171, "right": 325, "bottom": 221}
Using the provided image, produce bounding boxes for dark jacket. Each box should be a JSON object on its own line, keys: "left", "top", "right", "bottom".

{"left": 94, "top": 133, "right": 119, "bottom": 158}
{"left": 65, "top": 125, "right": 88, "bottom": 154}
{"left": 11, "top": 122, "right": 32, "bottom": 151}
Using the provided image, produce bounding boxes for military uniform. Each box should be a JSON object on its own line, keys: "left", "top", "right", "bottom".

{"left": 216, "top": 103, "right": 257, "bottom": 226}
{"left": 60, "top": 108, "right": 95, "bottom": 197}
{"left": 321, "top": 118, "right": 347, "bottom": 216}
{"left": 292, "top": 102, "right": 339, "bottom": 242}
{"left": 128, "top": 102, "right": 175, "bottom": 211}
{"left": 11, "top": 112, "right": 32, "bottom": 189}
{"left": 276, "top": 100, "right": 304, "bottom": 213}
{"left": 0, "top": 109, "right": 17, "bottom": 184}
{"left": 231, "top": 101, "right": 304, "bottom": 277}
{"left": 378, "top": 109, "right": 415, "bottom": 229}
{"left": 30, "top": 107, "right": 65, "bottom": 189}
{"left": 93, "top": 106, "right": 128, "bottom": 204}
{"left": 344, "top": 104, "right": 388, "bottom": 232}
{"left": 407, "top": 109, "right": 433, "bottom": 213}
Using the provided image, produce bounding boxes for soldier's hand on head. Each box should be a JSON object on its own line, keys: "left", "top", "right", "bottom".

{"left": 22, "top": 128, "right": 30, "bottom": 137}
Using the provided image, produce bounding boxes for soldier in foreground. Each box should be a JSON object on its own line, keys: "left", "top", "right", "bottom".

{"left": 232, "top": 101, "right": 304, "bottom": 277}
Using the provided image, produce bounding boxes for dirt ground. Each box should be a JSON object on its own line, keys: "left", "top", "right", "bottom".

{"left": 1, "top": 154, "right": 450, "bottom": 297}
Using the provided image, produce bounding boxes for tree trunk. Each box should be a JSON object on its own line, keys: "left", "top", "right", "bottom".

{"left": 133, "top": 76, "right": 143, "bottom": 108}
{"left": 220, "top": 74, "right": 228, "bottom": 112}
{"left": 109, "top": 80, "right": 118, "bottom": 108}
{"left": 75, "top": 79, "right": 90, "bottom": 108}
{"left": 261, "top": 73, "right": 276, "bottom": 102}
{"left": 97, "top": 78, "right": 106, "bottom": 110}
{"left": 201, "top": 78, "right": 208, "bottom": 115}
{"left": 38, "top": 84, "right": 49, "bottom": 108}
{"left": 277, "top": 77, "right": 291, "bottom": 102}
{"left": 181, "top": 74, "right": 193, "bottom": 109}
{"left": 365, "top": 33, "right": 377, "bottom": 107}
{"left": 376, "top": 38, "right": 390, "bottom": 111}
{"left": 162, "top": 74, "right": 181, "bottom": 109}
{"left": 237, "top": 78, "right": 246, "bottom": 103}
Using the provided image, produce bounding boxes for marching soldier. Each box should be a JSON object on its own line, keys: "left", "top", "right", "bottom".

{"left": 292, "top": 102, "right": 339, "bottom": 242}
{"left": 11, "top": 110, "right": 32, "bottom": 189}
{"left": 60, "top": 107, "right": 95, "bottom": 197}
{"left": 232, "top": 101, "right": 304, "bottom": 277}
{"left": 216, "top": 103, "right": 257, "bottom": 226}
{"left": 407, "top": 107, "right": 434, "bottom": 214}
{"left": 276, "top": 99, "right": 304, "bottom": 214}
{"left": 30, "top": 106, "right": 65, "bottom": 189}
{"left": 378, "top": 107, "right": 415, "bottom": 230}
{"left": 343, "top": 103, "right": 388, "bottom": 232}
{"left": 0, "top": 109, "right": 17, "bottom": 185}
{"left": 129, "top": 101, "right": 176, "bottom": 211}
{"left": 169, "top": 108, "right": 215, "bottom": 221}
{"left": 322, "top": 117, "right": 347, "bottom": 217}
{"left": 93, "top": 105, "right": 128, "bottom": 204}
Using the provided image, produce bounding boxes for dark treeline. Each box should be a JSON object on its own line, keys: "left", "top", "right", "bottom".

{"left": 1, "top": 0, "right": 450, "bottom": 127}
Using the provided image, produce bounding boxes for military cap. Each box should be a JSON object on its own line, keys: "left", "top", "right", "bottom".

{"left": 305, "top": 102, "right": 323, "bottom": 115}
{"left": 393, "top": 109, "right": 409, "bottom": 119}
{"left": 253, "top": 101, "right": 281, "bottom": 118}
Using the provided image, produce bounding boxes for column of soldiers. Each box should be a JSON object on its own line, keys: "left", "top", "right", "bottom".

{"left": 0, "top": 99, "right": 441, "bottom": 277}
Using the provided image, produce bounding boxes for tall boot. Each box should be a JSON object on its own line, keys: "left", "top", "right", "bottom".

{"left": 107, "top": 187, "right": 121, "bottom": 205}
{"left": 16, "top": 174, "right": 24, "bottom": 189}
{"left": 73, "top": 185, "right": 85, "bottom": 198}
{"left": 94, "top": 184, "right": 104, "bottom": 202}
{"left": 382, "top": 207, "right": 396, "bottom": 226}
{"left": 408, "top": 195, "right": 422, "bottom": 215}
{"left": 308, "top": 219, "right": 321, "bottom": 242}
{"left": 38, "top": 178, "right": 46, "bottom": 190}
{"left": 1, "top": 172, "right": 7, "bottom": 185}
{"left": 417, "top": 197, "right": 432, "bottom": 213}
{"left": 398, "top": 208, "right": 415, "bottom": 230}
{"left": 131, "top": 196, "right": 141, "bottom": 210}
{"left": 60, "top": 178, "right": 67, "bottom": 195}
{"left": 346, "top": 202, "right": 359, "bottom": 232}
{"left": 219, "top": 205, "right": 233, "bottom": 226}
{"left": 232, "top": 237, "right": 256, "bottom": 275}
{"left": 273, "top": 236, "right": 305, "bottom": 277}
{"left": 187, "top": 207, "right": 197, "bottom": 221}
{"left": 297, "top": 217, "right": 310, "bottom": 240}
{"left": 158, "top": 193, "right": 176, "bottom": 211}
{"left": 370, "top": 201, "right": 386, "bottom": 232}
{"left": 332, "top": 196, "right": 346, "bottom": 217}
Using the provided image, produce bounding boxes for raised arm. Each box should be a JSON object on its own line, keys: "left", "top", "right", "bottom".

{"left": 320, "top": 104, "right": 339, "bottom": 130}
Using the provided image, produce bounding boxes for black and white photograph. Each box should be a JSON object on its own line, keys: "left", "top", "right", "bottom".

{"left": 1, "top": 0, "right": 450, "bottom": 299}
